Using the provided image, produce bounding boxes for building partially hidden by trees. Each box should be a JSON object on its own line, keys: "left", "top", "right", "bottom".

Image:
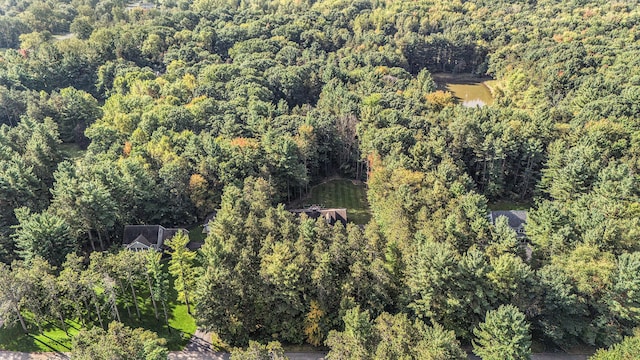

{"left": 122, "top": 225, "right": 188, "bottom": 251}
{"left": 289, "top": 206, "right": 347, "bottom": 226}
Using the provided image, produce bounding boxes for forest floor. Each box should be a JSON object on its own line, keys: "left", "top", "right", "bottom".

{"left": 293, "top": 178, "right": 371, "bottom": 225}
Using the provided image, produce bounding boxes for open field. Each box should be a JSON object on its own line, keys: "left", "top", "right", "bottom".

{"left": 308, "top": 179, "right": 371, "bottom": 225}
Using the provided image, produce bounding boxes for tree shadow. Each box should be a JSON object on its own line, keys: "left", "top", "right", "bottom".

{"left": 35, "top": 333, "right": 71, "bottom": 351}
{"left": 63, "top": 320, "right": 81, "bottom": 331}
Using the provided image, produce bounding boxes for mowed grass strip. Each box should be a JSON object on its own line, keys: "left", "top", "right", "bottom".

{"left": 0, "top": 302, "right": 195, "bottom": 352}
{"left": 0, "top": 262, "right": 196, "bottom": 352}
{"left": 310, "top": 179, "right": 371, "bottom": 225}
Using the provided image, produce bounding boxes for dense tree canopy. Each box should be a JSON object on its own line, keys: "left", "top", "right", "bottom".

{"left": 0, "top": 0, "right": 639, "bottom": 356}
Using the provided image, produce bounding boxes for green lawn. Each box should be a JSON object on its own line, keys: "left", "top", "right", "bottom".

{"left": 0, "top": 303, "right": 195, "bottom": 352}
{"left": 488, "top": 200, "right": 532, "bottom": 211}
{"left": 0, "top": 265, "right": 196, "bottom": 352}
{"left": 309, "top": 179, "right": 371, "bottom": 225}
{"left": 0, "top": 318, "right": 82, "bottom": 352}
{"left": 188, "top": 224, "right": 206, "bottom": 243}
{"left": 59, "top": 143, "right": 86, "bottom": 160}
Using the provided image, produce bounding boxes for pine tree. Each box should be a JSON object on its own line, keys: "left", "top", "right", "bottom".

{"left": 473, "top": 305, "right": 531, "bottom": 360}
{"left": 167, "top": 231, "right": 196, "bottom": 314}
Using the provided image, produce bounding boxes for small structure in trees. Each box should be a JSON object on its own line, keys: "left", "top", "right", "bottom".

{"left": 122, "top": 225, "right": 189, "bottom": 251}
{"left": 201, "top": 211, "right": 217, "bottom": 235}
{"left": 289, "top": 205, "right": 348, "bottom": 226}
{"left": 489, "top": 210, "right": 527, "bottom": 238}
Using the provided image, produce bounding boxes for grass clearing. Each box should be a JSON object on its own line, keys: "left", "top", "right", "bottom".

{"left": 188, "top": 224, "right": 206, "bottom": 243}
{"left": 0, "top": 262, "right": 196, "bottom": 352}
{"left": 59, "top": 143, "right": 86, "bottom": 160}
{"left": 0, "top": 318, "right": 82, "bottom": 352}
{"left": 0, "top": 302, "right": 195, "bottom": 352}
{"left": 309, "top": 179, "right": 371, "bottom": 225}
{"left": 488, "top": 200, "right": 532, "bottom": 211}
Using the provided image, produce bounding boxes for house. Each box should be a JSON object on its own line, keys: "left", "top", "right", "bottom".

{"left": 201, "top": 211, "right": 218, "bottom": 235}
{"left": 122, "top": 225, "right": 189, "bottom": 251}
{"left": 290, "top": 205, "right": 348, "bottom": 226}
{"left": 489, "top": 210, "right": 527, "bottom": 238}
{"left": 125, "top": 2, "right": 155, "bottom": 10}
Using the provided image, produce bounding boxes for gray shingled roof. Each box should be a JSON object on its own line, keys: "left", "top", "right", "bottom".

{"left": 290, "top": 207, "right": 348, "bottom": 225}
{"left": 123, "top": 225, "right": 162, "bottom": 245}
{"left": 123, "top": 225, "right": 189, "bottom": 249}
{"left": 490, "top": 210, "right": 527, "bottom": 228}
{"left": 132, "top": 234, "right": 152, "bottom": 247}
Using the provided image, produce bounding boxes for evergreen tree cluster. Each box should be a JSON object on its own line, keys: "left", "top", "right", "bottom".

{"left": 0, "top": 0, "right": 639, "bottom": 357}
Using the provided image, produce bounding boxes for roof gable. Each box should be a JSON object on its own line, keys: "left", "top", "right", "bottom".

{"left": 123, "top": 225, "right": 163, "bottom": 245}
{"left": 290, "top": 207, "right": 348, "bottom": 225}
{"left": 490, "top": 210, "right": 527, "bottom": 228}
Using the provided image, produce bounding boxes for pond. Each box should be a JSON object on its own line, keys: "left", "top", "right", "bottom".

{"left": 432, "top": 73, "right": 494, "bottom": 107}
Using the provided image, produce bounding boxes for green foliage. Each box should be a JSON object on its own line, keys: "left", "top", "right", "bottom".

{"left": 167, "top": 231, "right": 197, "bottom": 314}
{"left": 590, "top": 330, "right": 640, "bottom": 360}
{"left": 326, "top": 306, "right": 374, "bottom": 360}
{"left": 12, "top": 208, "right": 75, "bottom": 268}
{"left": 230, "top": 341, "right": 288, "bottom": 360}
{"left": 326, "top": 310, "right": 466, "bottom": 360}
{"left": 1, "top": 0, "right": 640, "bottom": 352}
{"left": 71, "top": 321, "right": 168, "bottom": 360}
{"left": 473, "top": 305, "right": 531, "bottom": 360}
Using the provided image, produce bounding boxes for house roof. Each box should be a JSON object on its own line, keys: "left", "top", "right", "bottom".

{"left": 290, "top": 207, "right": 348, "bottom": 225}
{"left": 204, "top": 211, "right": 217, "bottom": 224}
{"left": 123, "top": 225, "right": 189, "bottom": 249}
{"left": 132, "top": 234, "right": 152, "bottom": 247}
{"left": 123, "top": 225, "right": 163, "bottom": 245}
{"left": 202, "top": 211, "right": 218, "bottom": 234}
{"left": 490, "top": 210, "right": 527, "bottom": 228}
{"left": 187, "top": 242, "right": 204, "bottom": 251}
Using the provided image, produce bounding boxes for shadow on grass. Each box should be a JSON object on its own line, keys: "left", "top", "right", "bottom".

{"left": 0, "top": 325, "right": 40, "bottom": 352}
{"left": 116, "top": 290, "right": 195, "bottom": 351}
{"left": 37, "top": 333, "right": 71, "bottom": 351}
{"left": 62, "top": 320, "right": 81, "bottom": 331}
{"left": 30, "top": 334, "right": 70, "bottom": 355}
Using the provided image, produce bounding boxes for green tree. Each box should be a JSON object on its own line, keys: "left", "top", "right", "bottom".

{"left": 606, "top": 252, "right": 640, "bottom": 329}
{"left": 473, "top": 305, "right": 531, "bottom": 360}
{"left": 590, "top": 330, "right": 640, "bottom": 360}
{"left": 147, "top": 251, "right": 171, "bottom": 331}
{"left": 0, "top": 261, "right": 29, "bottom": 332}
{"left": 413, "top": 322, "right": 466, "bottom": 360}
{"left": 71, "top": 321, "right": 168, "bottom": 360}
{"left": 12, "top": 208, "right": 76, "bottom": 268}
{"left": 231, "top": 341, "right": 288, "bottom": 360}
{"left": 325, "top": 306, "right": 375, "bottom": 360}
{"left": 20, "top": 257, "right": 55, "bottom": 334}
{"left": 70, "top": 16, "right": 94, "bottom": 40}
{"left": 167, "top": 231, "right": 197, "bottom": 314}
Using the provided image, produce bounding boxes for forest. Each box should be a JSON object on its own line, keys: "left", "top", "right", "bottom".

{"left": 0, "top": 0, "right": 639, "bottom": 358}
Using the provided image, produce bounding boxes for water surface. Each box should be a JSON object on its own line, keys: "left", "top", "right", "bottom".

{"left": 433, "top": 74, "right": 494, "bottom": 107}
